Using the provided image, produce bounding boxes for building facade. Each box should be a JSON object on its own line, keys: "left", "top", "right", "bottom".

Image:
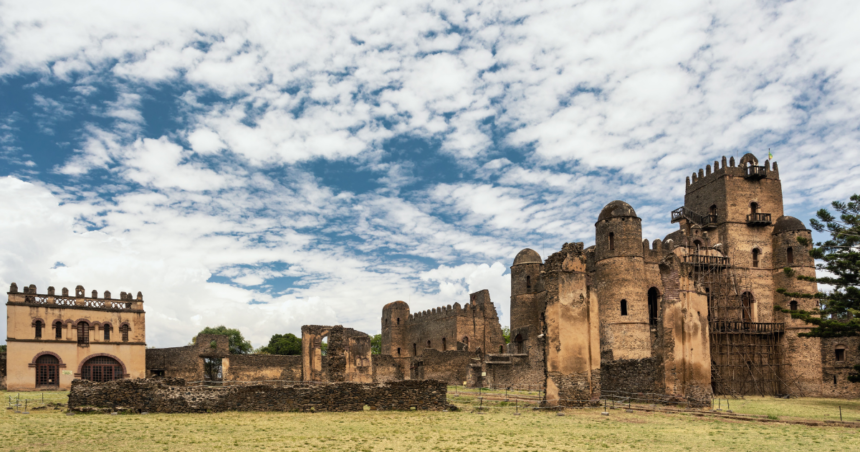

{"left": 4, "top": 283, "right": 146, "bottom": 391}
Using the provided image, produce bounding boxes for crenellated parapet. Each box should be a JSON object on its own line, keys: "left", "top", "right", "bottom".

{"left": 685, "top": 153, "right": 779, "bottom": 191}
{"left": 7, "top": 282, "right": 144, "bottom": 311}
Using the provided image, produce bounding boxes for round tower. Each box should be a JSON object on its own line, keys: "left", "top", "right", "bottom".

{"left": 381, "top": 301, "right": 410, "bottom": 357}
{"left": 510, "top": 248, "right": 543, "bottom": 345}
{"left": 594, "top": 201, "right": 650, "bottom": 361}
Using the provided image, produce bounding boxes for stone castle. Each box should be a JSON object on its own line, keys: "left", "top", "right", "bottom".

{"left": 3, "top": 153, "right": 857, "bottom": 405}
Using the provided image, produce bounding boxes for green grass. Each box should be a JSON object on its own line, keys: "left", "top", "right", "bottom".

{"left": 715, "top": 396, "right": 860, "bottom": 422}
{"left": 1, "top": 391, "right": 859, "bottom": 451}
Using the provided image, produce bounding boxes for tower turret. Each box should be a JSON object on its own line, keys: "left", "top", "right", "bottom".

{"left": 381, "top": 300, "right": 410, "bottom": 357}
{"left": 510, "top": 248, "right": 543, "bottom": 351}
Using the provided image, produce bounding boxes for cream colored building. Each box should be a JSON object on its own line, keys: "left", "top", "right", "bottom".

{"left": 5, "top": 282, "right": 146, "bottom": 391}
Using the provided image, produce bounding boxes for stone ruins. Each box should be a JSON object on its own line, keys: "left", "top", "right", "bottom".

{"left": 3, "top": 153, "right": 858, "bottom": 408}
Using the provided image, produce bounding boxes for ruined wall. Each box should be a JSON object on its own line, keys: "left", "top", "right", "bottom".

{"left": 819, "top": 337, "right": 860, "bottom": 398}
{"left": 224, "top": 355, "right": 302, "bottom": 382}
{"left": 68, "top": 378, "right": 448, "bottom": 412}
{"left": 301, "top": 325, "right": 371, "bottom": 383}
{"left": 146, "top": 334, "right": 230, "bottom": 381}
{"left": 371, "top": 354, "right": 405, "bottom": 383}
{"left": 411, "top": 350, "right": 475, "bottom": 385}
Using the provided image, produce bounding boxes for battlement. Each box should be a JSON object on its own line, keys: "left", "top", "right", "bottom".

{"left": 407, "top": 290, "right": 496, "bottom": 323}
{"left": 685, "top": 153, "right": 779, "bottom": 192}
{"left": 7, "top": 282, "right": 144, "bottom": 311}
{"left": 642, "top": 238, "right": 674, "bottom": 262}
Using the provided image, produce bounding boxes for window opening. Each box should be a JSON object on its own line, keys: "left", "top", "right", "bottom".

{"left": 396, "top": 318, "right": 400, "bottom": 325}
{"left": 741, "top": 292, "right": 754, "bottom": 322}
{"left": 836, "top": 345, "right": 846, "bottom": 362}
{"left": 834, "top": 375, "right": 837, "bottom": 385}
{"left": 750, "top": 202, "right": 758, "bottom": 214}
{"left": 35, "top": 354, "right": 59, "bottom": 386}
{"left": 442, "top": 337, "right": 447, "bottom": 350}
{"left": 35, "top": 320, "right": 42, "bottom": 339}
{"left": 77, "top": 322, "right": 90, "bottom": 345}
{"left": 427, "top": 340, "right": 431, "bottom": 349}
{"left": 647, "top": 288, "right": 659, "bottom": 326}
{"left": 500, "top": 345, "right": 504, "bottom": 353}
{"left": 121, "top": 324, "right": 129, "bottom": 342}
{"left": 693, "top": 240, "right": 702, "bottom": 252}
{"left": 462, "top": 336, "right": 469, "bottom": 351}
{"left": 413, "top": 343, "right": 417, "bottom": 355}
{"left": 620, "top": 299, "right": 628, "bottom": 316}
{"left": 151, "top": 370, "right": 165, "bottom": 377}
{"left": 104, "top": 325, "right": 111, "bottom": 341}
{"left": 787, "top": 247, "right": 794, "bottom": 265}
{"left": 526, "top": 275, "right": 531, "bottom": 290}
{"left": 609, "top": 233, "right": 615, "bottom": 251}
{"left": 397, "top": 347, "right": 401, "bottom": 356}
{"left": 81, "top": 356, "right": 123, "bottom": 382}
{"left": 514, "top": 334, "right": 524, "bottom": 354}
{"left": 203, "top": 357, "right": 223, "bottom": 382}
{"left": 752, "top": 248, "right": 760, "bottom": 268}
{"left": 55, "top": 322, "right": 62, "bottom": 339}
{"left": 789, "top": 300, "right": 798, "bottom": 311}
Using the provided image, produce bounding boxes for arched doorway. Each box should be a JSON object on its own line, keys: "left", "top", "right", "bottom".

{"left": 81, "top": 356, "right": 124, "bottom": 382}
{"left": 741, "top": 292, "right": 755, "bottom": 323}
{"left": 36, "top": 354, "right": 59, "bottom": 387}
{"left": 514, "top": 334, "right": 524, "bottom": 354}
{"left": 461, "top": 336, "right": 469, "bottom": 351}
{"left": 647, "top": 288, "right": 659, "bottom": 326}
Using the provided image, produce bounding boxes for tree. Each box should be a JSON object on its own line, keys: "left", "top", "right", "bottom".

{"left": 370, "top": 334, "right": 381, "bottom": 355}
{"left": 259, "top": 333, "right": 302, "bottom": 355}
{"left": 776, "top": 194, "right": 860, "bottom": 382}
{"left": 193, "top": 326, "right": 253, "bottom": 355}
{"left": 0, "top": 344, "right": 6, "bottom": 353}
{"left": 501, "top": 326, "right": 511, "bottom": 344}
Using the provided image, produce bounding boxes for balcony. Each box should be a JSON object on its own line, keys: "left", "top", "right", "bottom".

{"left": 671, "top": 207, "right": 718, "bottom": 229}
{"left": 682, "top": 254, "right": 730, "bottom": 268}
{"left": 746, "top": 213, "right": 772, "bottom": 225}
{"left": 743, "top": 165, "right": 767, "bottom": 179}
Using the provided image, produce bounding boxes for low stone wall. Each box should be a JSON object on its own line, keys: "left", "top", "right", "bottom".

{"left": 68, "top": 378, "right": 447, "bottom": 412}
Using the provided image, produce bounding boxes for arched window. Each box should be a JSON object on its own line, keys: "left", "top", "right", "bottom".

{"left": 609, "top": 232, "right": 615, "bottom": 251}
{"left": 752, "top": 248, "right": 760, "bottom": 268}
{"left": 836, "top": 345, "right": 846, "bottom": 362}
{"left": 620, "top": 299, "right": 628, "bottom": 316}
{"left": 789, "top": 300, "right": 798, "bottom": 311}
{"left": 121, "top": 324, "right": 129, "bottom": 342}
{"left": 103, "top": 325, "right": 111, "bottom": 341}
{"left": 55, "top": 322, "right": 63, "bottom": 339}
{"left": 34, "top": 320, "right": 43, "bottom": 339}
{"left": 35, "top": 354, "right": 59, "bottom": 387}
{"left": 427, "top": 340, "right": 431, "bottom": 349}
{"left": 750, "top": 202, "right": 758, "bottom": 214}
{"left": 514, "top": 334, "right": 524, "bottom": 354}
{"left": 787, "top": 247, "right": 794, "bottom": 265}
{"left": 77, "top": 322, "right": 89, "bottom": 345}
{"left": 709, "top": 204, "right": 717, "bottom": 216}
{"left": 526, "top": 275, "right": 531, "bottom": 290}
{"left": 647, "top": 288, "right": 659, "bottom": 326}
{"left": 397, "top": 347, "right": 401, "bottom": 356}
{"left": 81, "top": 356, "right": 123, "bottom": 382}
{"left": 741, "top": 292, "right": 754, "bottom": 322}
{"left": 442, "top": 337, "right": 447, "bottom": 350}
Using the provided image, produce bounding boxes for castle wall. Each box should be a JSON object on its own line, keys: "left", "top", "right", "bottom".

{"left": 371, "top": 354, "right": 405, "bottom": 383}
{"left": 819, "top": 337, "right": 860, "bottom": 398}
{"left": 410, "top": 349, "right": 475, "bottom": 385}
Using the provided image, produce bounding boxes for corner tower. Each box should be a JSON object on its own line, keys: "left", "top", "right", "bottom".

{"left": 594, "top": 201, "right": 651, "bottom": 361}
{"left": 510, "top": 248, "right": 544, "bottom": 352}
{"left": 381, "top": 301, "right": 410, "bottom": 358}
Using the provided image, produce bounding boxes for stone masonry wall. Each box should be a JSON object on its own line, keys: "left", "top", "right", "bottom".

{"left": 371, "top": 354, "right": 404, "bottom": 383}
{"left": 225, "top": 355, "right": 302, "bottom": 382}
{"left": 412, "top": 350, "right": 475, "bottom": 385}
{"left": 68, "top": 378, "right": 447, "bottom": 412}
{"left": 600, "top": 357, "right": 665, "bottom": 397}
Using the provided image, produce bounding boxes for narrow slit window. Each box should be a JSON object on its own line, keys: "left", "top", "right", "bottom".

{"left": 620, "top": 299, "right": 628, "bottom": 316}
{"left": 427, "top": 340, "right": 431, "bottom": 349}
{"left": 397, "top": 347, "right": 401, "bottom": 356}
{"left": 55, "top": 322, "right": 62, "bottom": 339}
{"left": 121, "top": 324, "right": 129, "bottom": 342}
{"left": 35, "top": 320, "right": 43, "bottom": 339}
{"left": 836, "top": 346, "right": 846, "bottom": 362}
{"left": 104, "top": 325, "right": 111, "bottom": 341}
{"left": 413, "top": 343, "right": 417, "bottom": 355}
{"left": 396, "top": 318, "right": 400, "bottom": 325}
{"left": 752, "top": 248, "right": 760, "bottom": 268}
{"left": 526, "top": 275, "right": 531, "bottom": 290}
{"left": 442, "top": 337, "right": 447, "bottom": 350}
{"left": 609, "top": 233, "right": 615, "bottom": 251}
{"left": 787, "top": 247, "right": 794, "bottom": 265}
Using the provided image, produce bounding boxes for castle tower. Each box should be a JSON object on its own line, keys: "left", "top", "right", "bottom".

{"left": 680, "top": 152, "right": 784, "bottom": 322}
{"left": 594, "top": 201, "right": 651, "bottom": 361}
{"left": 381, "top": 301, "right": 410, "bottom": 358}
{"left": 772, "top": 216, "right": 822, "bottom": 395}
{"left": 510, "top": 248, "right": 543, "bottom": 353}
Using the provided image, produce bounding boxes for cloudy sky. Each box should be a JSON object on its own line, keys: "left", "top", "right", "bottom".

{"left": 2, "top": 0, "right": 859, "bottom": 348}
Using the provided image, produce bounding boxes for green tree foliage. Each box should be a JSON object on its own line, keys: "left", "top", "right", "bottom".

{"left": 370, "top": 334, "right": 382, "bottom": 355}
{"left": 259, "top": 333, "right": 302, "bottom": 355}
{"left": 501, "top": 326, "right": 511, "bottom": 344}
{"left": 193, "top": 326, "right": 253, "bottom": 355}
{"left": 776, "top": 194, "right": 860, "bottom": 382}
{"left": 0, "top": 344, "right": 6, "bottom": 353}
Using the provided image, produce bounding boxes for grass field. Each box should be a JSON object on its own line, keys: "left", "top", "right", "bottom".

{"left": 2, "top": 390, "right": 859, "bottom": 451}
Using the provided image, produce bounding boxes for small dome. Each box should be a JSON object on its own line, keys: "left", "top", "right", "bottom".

{"left": 383, "top": 300, "right": 409, "bottom": 310}
{"left": 772, "top": 216, "right": 807, "bottom": 235}
{"left": 513, "top": 248, "right": 542, "bottom": 266}
{"left": 598, "top": 200, "right": 638, "bottom": 222}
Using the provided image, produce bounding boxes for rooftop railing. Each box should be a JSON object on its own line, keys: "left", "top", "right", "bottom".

{"left": 682, "top": 254, "right": 730, "bottom": 267}
{"left": 744, "top": 165, "right": 767, "bottom": 179}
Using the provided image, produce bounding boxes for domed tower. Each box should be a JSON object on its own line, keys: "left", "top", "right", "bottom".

{"left": 381, "top": 301, "right": 410, "bottom": 357}
{"left": 594, "top": 201, "right": 650, "bottom": 361}
{"left": 771, "top": 216, "right": 822, "bottom": 395}
{"left": 510, "top": 248, "right": 543, "bottom": 348}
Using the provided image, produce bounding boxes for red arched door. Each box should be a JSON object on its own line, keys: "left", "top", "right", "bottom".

{"left": 35, "top": 355, "right": 59, "bottom": 387}
{"left": 81, "top": 356, "right": 123, "bottom": 382}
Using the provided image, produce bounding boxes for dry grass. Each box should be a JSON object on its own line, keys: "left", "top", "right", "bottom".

{"left": 1, "top": 390, "right": 859, "bottom": 451}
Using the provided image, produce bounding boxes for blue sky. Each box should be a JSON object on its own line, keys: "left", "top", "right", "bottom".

{"left": 2, "top": 0, "right": 859, "bottom": 348}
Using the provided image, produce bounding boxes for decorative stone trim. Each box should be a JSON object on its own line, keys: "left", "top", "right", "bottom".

{"left": 28, "top": 351, "right": 67, "bottom": 368}
{"left": 76, "top": 352, "right": 129, "bottom": 377}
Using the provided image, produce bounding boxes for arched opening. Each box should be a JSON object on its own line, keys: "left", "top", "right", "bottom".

{"left": 77, "top": 321, "right": 90, "bottom": 345}
{"left": 462, "top": 336, "right": 469, "bottom": 351}
{"left": 320, "top": 335, "right": 328, "bottom": 356}
{"left": 526, "top": 275, "right": 531, "bottom": 290}
{"left": 499, "top": 345, "right": 504, "bottom": 353}
{"left": 609, "top": 232, "right": 615, "bottom": 251}
{"left": 103, "top": 324, "right": 111, "bottom": 341}
{"left": 693, "top": 240, "right": 702, "bottom": 252}
{"left": 750, "top": 202, "right": 758, "bottom": 214}
{"left": 514, "top": 334, "right": 524, "bottom": 354}
{"left": 789, "top": 300, "right": 798, "bottom": 311}
{"left": 709, "top": 204, "right": 717, "bottom": 216}
{"left": 741, "top": 292, "right": 754, "bottom": 322}
{"left": 836, "top": 345, "right": 846, "bottom": 362}
{"left": 54, "top": 322, "right": 63, "bottom": 339}
{"left": 81, "top": 356, "right": 124, "bottom": 382}
{"left": 34, "top": 320, "right": 43, "bottom": 339}
{"left": 442, "top": 337, "right": 447, "bottom": 350}
{"left": 787, "top": 247, "right": 794, "bottom": 265}
{"left": 647, "top": 288, "right": 659, "bottom": 326}
{"left": 752, "top": 248, "right": 760, "bottom": 268}
{"left": 397, "top": 347, "right": 401, "bottom": 356}
{"left": 620, "top": 299, "right": 628, "bottom": 316}
{"left": 121, "top": 324, "right": 129, "bottom": 342}
{"left": 427, "top": 340, "right": 431, "bottom": 349}
{"left": 35, "top": 354, "right": 59, "bottom": 387}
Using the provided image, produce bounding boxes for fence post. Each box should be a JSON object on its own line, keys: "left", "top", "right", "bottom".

{"left": 840, "top": 406, "right": 843, "bottom": 422}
